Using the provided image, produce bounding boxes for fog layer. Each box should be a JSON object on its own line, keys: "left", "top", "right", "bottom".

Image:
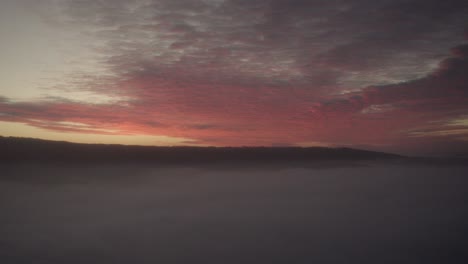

{"left": 1, "top": 163, "right": 468, "bottom": 263}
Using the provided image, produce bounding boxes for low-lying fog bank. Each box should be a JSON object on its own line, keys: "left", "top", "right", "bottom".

{"left": 1, "top": 162, "right": 468, "bottom": 263}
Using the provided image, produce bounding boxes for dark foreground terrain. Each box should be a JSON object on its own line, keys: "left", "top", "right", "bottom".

{"left": 1, "top": 137, "right": 468, "bottom": 263}
{"left": 0, "top": 136, "right": 401, "bottom": 164}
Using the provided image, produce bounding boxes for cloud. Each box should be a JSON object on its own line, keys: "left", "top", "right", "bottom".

{"left": 361, "top": 104, "right": 395, "bottom": 114}
{"left": 32, "top": 0, "right": 467, "bottom": 92}
{"left": 1, "top": 0, "right": 468, "bottom": 154}
{"left": 361, "top": 44, "right": 468, "bottom": 104}
{"left": 2, "top": 41, "right": 468, "bottom": 151}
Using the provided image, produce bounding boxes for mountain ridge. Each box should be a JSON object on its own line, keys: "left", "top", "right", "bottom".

{"left": 0, "top": 136, "right": 403, "bottom": 164}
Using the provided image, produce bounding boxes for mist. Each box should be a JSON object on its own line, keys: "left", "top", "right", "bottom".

{"left": 1, "top": 163, "right": 468, "bottom": 263}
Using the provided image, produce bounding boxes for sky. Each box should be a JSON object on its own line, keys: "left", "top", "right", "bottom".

{"left": 0, "top": 0, "right": 468, "bottom": 155}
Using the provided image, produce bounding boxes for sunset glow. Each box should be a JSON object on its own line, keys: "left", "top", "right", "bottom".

{"left": 1, "top": 0, "right": 468, "bottom": 155}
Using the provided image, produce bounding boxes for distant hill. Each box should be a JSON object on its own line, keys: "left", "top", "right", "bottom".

{"left": 0, "top": 136, "right": 402, "bottom": 164}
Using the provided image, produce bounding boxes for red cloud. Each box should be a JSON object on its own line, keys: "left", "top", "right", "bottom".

{"left": 1, "top": 43, "right": 468, "bottom": 155}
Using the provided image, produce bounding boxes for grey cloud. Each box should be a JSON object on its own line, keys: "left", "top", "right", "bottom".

{"left": 36, "top": 0, "right": 468, "bottom": 96}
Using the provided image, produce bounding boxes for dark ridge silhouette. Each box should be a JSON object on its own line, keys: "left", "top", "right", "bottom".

{"left": 0, "top": 136, "right": 402, "bottom": 164}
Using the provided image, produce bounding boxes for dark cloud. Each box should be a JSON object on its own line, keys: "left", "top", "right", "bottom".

{"left": 362, "top": 43, "right": 468, "bottom": 104}
{"left": 46, "top": 0, "right": 466, "bottom": 90}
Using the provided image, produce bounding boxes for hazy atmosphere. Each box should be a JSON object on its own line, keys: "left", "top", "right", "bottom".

{"left": 2, "top": 163, "right": 468, "bottom": 263}
{"left": 1, "top": 1, "right": 468, "bottom": 263}
{"left": 1, "top": 0, "right": 468, "bottom": 155}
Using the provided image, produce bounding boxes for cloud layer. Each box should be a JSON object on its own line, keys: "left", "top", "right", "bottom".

{"left": 1, "top": 0, "right": 468, "bottom": 154}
